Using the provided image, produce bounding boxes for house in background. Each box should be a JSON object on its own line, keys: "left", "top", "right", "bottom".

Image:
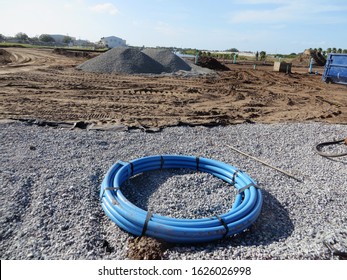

{"left": 99, "top": 36, "right": 126, "bottom": 48}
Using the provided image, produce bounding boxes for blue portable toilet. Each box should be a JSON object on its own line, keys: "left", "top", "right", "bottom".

{"left": 322, "top": 54, "right": 347, "bottom": 85}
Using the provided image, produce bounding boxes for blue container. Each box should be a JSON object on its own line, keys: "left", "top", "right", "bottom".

{"left": 322, "top": 54, "right": 347, "bottom": 85}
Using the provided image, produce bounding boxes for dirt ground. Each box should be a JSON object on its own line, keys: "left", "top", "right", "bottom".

{"left": 0, "top": 47, "right": 346, "bottom": 130}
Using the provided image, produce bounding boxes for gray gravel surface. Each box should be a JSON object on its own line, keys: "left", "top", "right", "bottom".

{"left": 1, "top": 121, "right": 346, "bottom": 260}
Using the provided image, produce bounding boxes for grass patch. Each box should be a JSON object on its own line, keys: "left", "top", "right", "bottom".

{"left": 0, "top": 42, "right": 107, "bottom": 52}
{"left": 0, "top": 42, "right": 50, "bottom": 48}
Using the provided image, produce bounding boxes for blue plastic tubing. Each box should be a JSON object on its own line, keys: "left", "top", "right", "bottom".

{"left": 100, "top": 155, "right": 263, "bottom": 243}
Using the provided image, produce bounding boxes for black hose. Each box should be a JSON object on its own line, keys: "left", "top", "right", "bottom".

{"left": 316, "top": 138, "right": 347, "bottom": 158}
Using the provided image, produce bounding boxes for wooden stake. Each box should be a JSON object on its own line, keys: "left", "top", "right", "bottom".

{"left": 226, "top": 144, "right": 303, "bottom": 183}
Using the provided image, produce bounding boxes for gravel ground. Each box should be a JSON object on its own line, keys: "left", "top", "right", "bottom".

{"left": 1, "top": 121, "right": 346, "bottom": 260}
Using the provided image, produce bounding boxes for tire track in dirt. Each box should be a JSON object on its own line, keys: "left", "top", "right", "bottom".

{"left": 1, "top": 48, "right": 346, "bottom": 128}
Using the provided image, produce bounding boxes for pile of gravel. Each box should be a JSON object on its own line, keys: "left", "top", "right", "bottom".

{"left": 76, "top": 47, "right": 191, "bottom": 74}
{"left": 142, "top": 48, "right": 191, "bottom": 73}
{"left": 1, "top": 121, "right": 346, "bottom": 260}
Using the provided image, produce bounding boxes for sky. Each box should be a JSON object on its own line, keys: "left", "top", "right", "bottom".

{"left": 1, "top": 0, "right": 347, "bottom": 54}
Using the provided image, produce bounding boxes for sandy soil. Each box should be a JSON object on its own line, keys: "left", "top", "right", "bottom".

{"left": 0, "top": 47, "right": 346, "bottom": 129}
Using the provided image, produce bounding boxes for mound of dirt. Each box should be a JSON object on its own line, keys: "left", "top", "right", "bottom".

{"left": 196, "top": 56, "right": 229, "bottom": 71}
{"left": 292, "top": 49, "right": 326, "bottom": 67}
{"left": 127, "top": 236, "right": 171, "bottom": 260}
{"left": 0, "top": 49, "right": 13, "bottom": 65}
{"left": 141, "top": 48, "right": 191, "bottom": 72}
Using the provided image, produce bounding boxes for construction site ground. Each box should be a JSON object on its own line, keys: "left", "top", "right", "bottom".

{"left": 1, "top": 47, "right": 346, "bottom": 129}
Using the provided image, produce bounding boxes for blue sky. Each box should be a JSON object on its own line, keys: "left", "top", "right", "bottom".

{"left": 1, "top": 0, "right": 346, "bottom": 53}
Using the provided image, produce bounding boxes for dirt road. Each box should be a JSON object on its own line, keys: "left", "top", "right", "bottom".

{"left": 0, "top": 47, "right": 346, "bottom": 129}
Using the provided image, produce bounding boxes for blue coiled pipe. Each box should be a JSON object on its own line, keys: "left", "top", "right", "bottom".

{"left": 100, "top": 155, "right": 263, "bottom": 243}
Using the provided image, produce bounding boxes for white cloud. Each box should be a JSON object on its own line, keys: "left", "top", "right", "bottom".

{"left": 89, "top": 3, "right": 119, "bottom": 15}
{"left": 229, "top": 1, "right": 347, "bottom": 24}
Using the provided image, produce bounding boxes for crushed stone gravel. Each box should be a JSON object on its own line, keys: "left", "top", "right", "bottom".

{"left": 141, "top": 48, "right": 191, "bottom": 73}
{"left": 77, "top": 47, "right": 192, "bottom": 74}
{"left": 76, "top": 47, "right": 165, "bottom": 74}
{"left": 1, "top": 121, "right": 346, "bottom": 260}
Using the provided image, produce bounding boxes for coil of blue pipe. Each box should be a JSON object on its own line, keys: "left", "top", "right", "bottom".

{"left": 100, "top": 155, "right": 263, "bottom": 243}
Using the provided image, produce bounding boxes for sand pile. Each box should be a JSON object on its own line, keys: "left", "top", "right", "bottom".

{"left": 77, "top": 47, "right": 191, "bottom": 74}
{"left": 0, "top": 49, "right": 13, "bottom": 65}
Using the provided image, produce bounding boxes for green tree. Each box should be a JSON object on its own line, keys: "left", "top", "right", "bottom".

{"left": 39, "top": 34, "right": 55, "bottom": 43}
{"left": 332, "top": 47, "right": 337, "bottom": 53}
{"left": 337, "top": 48, "right": 342, "bottom": 53}
{"left": 260, "top": 51, "right": 266, "bottom": 60}
{"left": 226, "top": 48, "right": 239, "bottom": 52}
{"left": 343, "top": 49, "right": 347, "bottom": 54}
{"left": 0, "top": 34, "right": 5, "bottom": 41}
{"left": 326, "top": 48, "right": 332, "bottom": 53}
{"left": 15, "top": 32, "right": 29, "bottom": 42}
{"left": 30, "top": 36, "right": 40, "bottom": 44}
{"left": 63, "top": 36, "right": 73, "bottom": 44}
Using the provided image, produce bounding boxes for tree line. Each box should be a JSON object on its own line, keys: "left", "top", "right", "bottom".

{"left": 311, "top": 47, "right": 347, "bottom": 54}
{"left": 0, "top": 32, "right": 73, "bottom": 44}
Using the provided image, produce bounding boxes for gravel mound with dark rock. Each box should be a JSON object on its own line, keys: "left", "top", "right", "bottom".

{"left": 76, "top": 47, "right": 165, "bottom": 74}
{"left": 77, "top": 47, "right": 193, "bottom": 74}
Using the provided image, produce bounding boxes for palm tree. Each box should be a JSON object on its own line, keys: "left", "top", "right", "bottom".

{"left": 326, "top": 48, "right": 332, "bottom": 53}
{"left": 337, "top": 48, "right": 342, "bottom": 53}
{"left": 332, "top": 48, "right": 337, "bottom": 53}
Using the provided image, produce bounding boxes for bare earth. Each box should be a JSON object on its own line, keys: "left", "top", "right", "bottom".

{"left": 0, "top": 47, "right": 346, "bottom": 129}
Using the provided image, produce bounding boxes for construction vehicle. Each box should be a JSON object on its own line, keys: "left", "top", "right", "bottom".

{"left": 322, "top": 54, "right": 347, "bottom": 85}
